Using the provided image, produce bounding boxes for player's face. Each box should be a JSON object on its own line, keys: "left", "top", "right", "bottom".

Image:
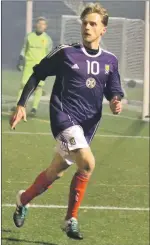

{"left": 81, "top": 13, "right": 106, "bottom": 47}
{"left": 36, "top": 20, "right": 47, "bottom": 33}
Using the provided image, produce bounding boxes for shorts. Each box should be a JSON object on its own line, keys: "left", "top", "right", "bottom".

{"left": 56, "top": 125, "right": 89, "bottom": 165}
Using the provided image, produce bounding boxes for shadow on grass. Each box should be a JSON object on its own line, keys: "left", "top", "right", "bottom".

{"left": 2, "top": 237, "right": 58, "bottom": 245}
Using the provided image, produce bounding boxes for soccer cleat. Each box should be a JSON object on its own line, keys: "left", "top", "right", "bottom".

{"left": 13, "top": 190, "right": 29, "bottom": 228}
{"left": 30, "top": 108, "right": 37, "bottom": 117}
{"left": 62, "top": 217, "right": 83, "bottom": 240}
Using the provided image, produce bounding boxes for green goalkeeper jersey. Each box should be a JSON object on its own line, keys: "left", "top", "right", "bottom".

{"left": 20, "top": 32, "right": 53, "bottom": 65}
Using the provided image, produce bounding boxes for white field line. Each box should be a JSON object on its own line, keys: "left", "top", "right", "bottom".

{"left": 2, "top": 203, "right": 149, "bottom": 211}
{"left": 2, "top": 131, "right": 149, "bottom": 139}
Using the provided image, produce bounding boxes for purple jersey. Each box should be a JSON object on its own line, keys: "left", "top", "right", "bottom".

{"left": 33, "top": 44, "right": 124, "bottom": 142}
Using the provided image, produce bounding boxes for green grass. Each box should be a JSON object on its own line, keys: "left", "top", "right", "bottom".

{"left": 2, "top": 70, "right": 149, "bottom": 245}
{"left": 2, "top": 111, "right": 149, "bottom": 245}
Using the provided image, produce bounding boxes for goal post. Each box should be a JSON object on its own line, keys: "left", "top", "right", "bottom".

{"left": 142, "top": 0, "right": 149, "bottom": 121}
{"left": 26, "top": 0, "right": 33, "bottom": 34}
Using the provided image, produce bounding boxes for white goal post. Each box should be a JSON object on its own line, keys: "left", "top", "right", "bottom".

{"left": 142, "top": 1, "right": 149, "bottom": 121}
{"left": 26, "top": 0, "right": 33, "bottom": 34}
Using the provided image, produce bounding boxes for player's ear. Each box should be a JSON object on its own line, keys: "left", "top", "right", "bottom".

{"left": 101, "top": 26, "right": 107, "bottom": 36}
{"left": 100, "top": 27, "right": 107, "bottom": 37}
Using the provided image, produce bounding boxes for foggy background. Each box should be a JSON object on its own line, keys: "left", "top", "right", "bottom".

{"left": 2, "top": 1, "right": 145, "bottom": 69}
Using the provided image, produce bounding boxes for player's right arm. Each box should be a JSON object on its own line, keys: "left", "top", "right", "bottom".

{"left": 17, "top": 35, "right": 28, "bottom": 71}
{"left": 10, "top": 46, "right": 63, "bottom": 129}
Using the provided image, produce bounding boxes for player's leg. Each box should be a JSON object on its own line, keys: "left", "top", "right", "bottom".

{"left": 56, "top": 125, "right": 95, "bottom": 240}
{"left": 63, "top": 148, "right": 95, "bottom": 240}
{"left": 13, "top": 153, "right": 70, "bottom": 228}
{"left": 66, "top": 147, "right": 95, "bottom": 218}
{"left": 30, "top": 81, "right": 45, "bottom": 116}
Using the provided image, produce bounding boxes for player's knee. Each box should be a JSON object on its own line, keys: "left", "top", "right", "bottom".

{"left": 56, "top": 170, "right": 65, "bottom": 178}
{"left": 46, "top": 168, "right": 64, "bottom": 181}
{"left": 76, "top": 150, "right": 95, "bottom": 175}
{"left": 46, "top": 156, "right": 69, "bottom": 180}
{"left": 83, "top": 156, "right": 95, "bottom": 175}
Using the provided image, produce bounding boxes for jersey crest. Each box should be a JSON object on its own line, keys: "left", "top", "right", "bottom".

{"left": 105, "top": 64, "right": 110, "bottom": 74}
{"left": 86, "top": 77, "right": 96, "bottom": 89}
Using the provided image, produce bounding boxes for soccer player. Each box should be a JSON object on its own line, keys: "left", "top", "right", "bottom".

{"left": 10, "top": 3, "right": 124, "bottom": 240}
{"left": 11, "top": 16, "right": 53, "bottom": 116}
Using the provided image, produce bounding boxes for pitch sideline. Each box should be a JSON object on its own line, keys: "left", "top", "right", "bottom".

{"left": 2, "top": 203, "right": 149, "bottom": 211}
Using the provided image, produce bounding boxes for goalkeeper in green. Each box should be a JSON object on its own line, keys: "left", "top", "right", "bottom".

{"left": 12, "top": 17, "right": 53, "bottom": 116}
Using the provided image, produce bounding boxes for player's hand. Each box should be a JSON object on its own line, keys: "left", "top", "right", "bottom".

{"left": 9, "top": 106, "right": 27, "bottom": 129}
{"left": 109, "top": 96, "right": 122, "bottom": 114}
{"left": 17, "top": 55, "right": 24, "bottom": 71}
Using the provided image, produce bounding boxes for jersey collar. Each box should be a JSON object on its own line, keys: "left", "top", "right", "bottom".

{"left": 81, "top": 45, "right": 102, "bottom": 57}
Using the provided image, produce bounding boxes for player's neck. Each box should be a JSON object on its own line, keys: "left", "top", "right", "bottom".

{"left": 83, "top": 41, "right": 100, "bottom": 50}
{"left": 35, "top": 31, "right": 44, "bottom": 36}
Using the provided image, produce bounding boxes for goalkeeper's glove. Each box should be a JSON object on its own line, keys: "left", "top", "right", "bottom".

{"left": 17, "top": 55, "right": 25, "bottom": 71}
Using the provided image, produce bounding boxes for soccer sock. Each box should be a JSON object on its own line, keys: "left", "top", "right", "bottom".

{"left": 65, "top": 172, "right": 89, "bottom": 220}
{"left": 20, "top": 170, "right": 54, "bottom": 206}
{"left": 32, "top": 86, "right": 43, "bottom": 110}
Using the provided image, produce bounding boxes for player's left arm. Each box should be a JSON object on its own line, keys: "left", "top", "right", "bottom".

{"left": 104, "top": 58, "right": 124, "bottom": 114}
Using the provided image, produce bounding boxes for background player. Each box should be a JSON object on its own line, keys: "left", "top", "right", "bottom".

{"left": 11, "top": 16, "right": 53, "bottom": 116}
{"left": 10, "top": 3, "right": 124, "bottom": 240}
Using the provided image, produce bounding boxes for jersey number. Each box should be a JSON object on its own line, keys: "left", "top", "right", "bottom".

{"left": 86, "top": 60, "right": 100, "bottom": 75}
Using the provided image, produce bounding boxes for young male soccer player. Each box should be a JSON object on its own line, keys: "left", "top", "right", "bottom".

{"left": 10, "top": 3, "right": 124, "bottom": 240}
{"left": 11, "top": 17, "right": 53, "bottom": 116}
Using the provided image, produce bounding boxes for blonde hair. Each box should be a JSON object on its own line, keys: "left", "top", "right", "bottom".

{"left": 80, "top": 3, "right": 109, "bottom": 27}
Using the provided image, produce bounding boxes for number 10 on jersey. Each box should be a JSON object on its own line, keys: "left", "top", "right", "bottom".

{"left": 86, "top": 60, "right": 100, "bottom": 75}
